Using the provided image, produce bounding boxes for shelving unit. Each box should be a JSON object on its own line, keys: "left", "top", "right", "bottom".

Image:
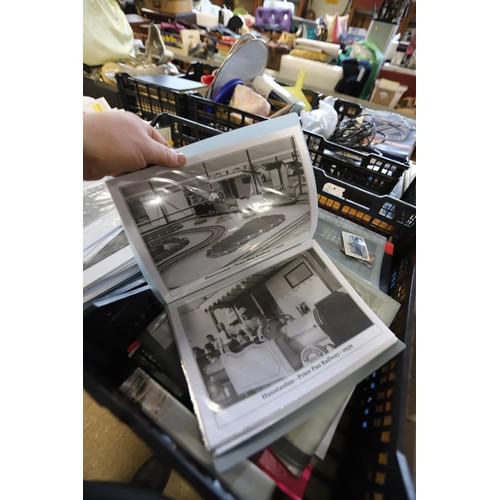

{"left": 348, "top": 0, "right": 416, "bottom": 35}
{"left": 347, "top": 0, "right": 376, "bottom": 29}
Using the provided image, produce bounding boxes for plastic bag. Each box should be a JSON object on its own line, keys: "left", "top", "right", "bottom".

{"left": 300, "top": 96, "right": 338, "bottom": 139}
{"left": 83, "top": 0, "right": 134, "bottom": 66}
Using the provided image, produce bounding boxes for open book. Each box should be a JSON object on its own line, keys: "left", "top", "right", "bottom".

{"left": 106, "top": 114, "right": 403, "bottom": 462}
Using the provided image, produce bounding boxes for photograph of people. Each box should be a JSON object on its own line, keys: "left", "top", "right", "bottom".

{"left": 180, "top": 248, "right": 373, "bottom": 408}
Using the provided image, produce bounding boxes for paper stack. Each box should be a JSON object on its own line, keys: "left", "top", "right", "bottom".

{"left": 83, "top": 179, "right": 142, "bottom": 304}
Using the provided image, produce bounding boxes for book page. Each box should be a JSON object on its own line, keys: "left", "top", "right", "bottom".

{"left": 107, "top": 114, "right": 317, "bottom": 303}
{"left": 168, "top": 241, "right": 398, "bottom": 454}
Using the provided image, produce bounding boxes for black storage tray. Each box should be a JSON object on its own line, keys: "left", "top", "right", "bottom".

{"left": 305, "top": 132, "right": 409, "bottom": 196}
{"left": 115, "top": 72, "right": 191, "bottom": 120}
{"left": 332, "top": 97, "right": 417, "bottom": 166}
{"left": 83, "top": 291, "right": 239, "bottom": 500}
{"left": 305, "top": 173, "right": 416, "bottom": 498}
{"left": 183, "top": 92, "right": 268, "bottom": 130}
{"left": 306, "top": 262, "right": 416, "bottom": 500}
{"left": 116, "top": 70, "right": 322, "bottom": 126}
{"left": 151, "top": 112, "right": 223, "bottom": 146}
{"left": 84, "top": 111, "right": 416, "bottom": 500}
{"left": 117, "top": 73, "right": 408, "bottom": 195}
{"left": 182, "top": 88, "right": 322, "bottom": 131}
{"left": 183, "top": 94, "right": 410, "bottom": 196}
{"left": 152, "top": 106, "right": 409, "bottom": 197}
{"left": 313, "top": 167, "right": 415, "bottom": 247}
{"left": 302, "top": 165, "right": 416, "bottom": 499}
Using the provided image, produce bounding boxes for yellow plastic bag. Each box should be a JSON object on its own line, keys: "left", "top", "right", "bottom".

{"left": 83, "top": 0, "right": 134, "bottom": 66}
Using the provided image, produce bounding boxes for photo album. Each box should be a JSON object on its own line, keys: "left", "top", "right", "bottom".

{"left": 106, "top": 114, "right": 404, "bottom": 466}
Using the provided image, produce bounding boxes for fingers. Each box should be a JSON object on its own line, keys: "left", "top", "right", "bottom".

{"left": 145, "top": 135, "right": 186, "bottom": 168}
{"left": 174, "top": 151, "right": 186, "bottom": 167}
{"left": 146, "top": 123, "right": 186, "bottom": 168}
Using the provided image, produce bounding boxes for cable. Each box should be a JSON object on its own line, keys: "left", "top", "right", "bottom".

{"left": 330, "top": 112, "right": 387, "bottom": 152}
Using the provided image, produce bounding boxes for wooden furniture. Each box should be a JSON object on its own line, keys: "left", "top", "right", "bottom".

{"left": 348, "top": 0, "right": 416, "bottom": 35}
{"left": 347, "top": 0, "right": 376, "bottom": 29}
{"left": 397, "top": 1, "right": 416, "bottom": 39}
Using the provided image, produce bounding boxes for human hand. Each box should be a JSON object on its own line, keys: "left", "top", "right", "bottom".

{"left": 83, "top": 111, "right": 186, "bottom": 180}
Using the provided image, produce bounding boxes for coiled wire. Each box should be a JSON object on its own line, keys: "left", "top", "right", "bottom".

{"left": 330, "top": 112, "right": 387, "bottom": 152}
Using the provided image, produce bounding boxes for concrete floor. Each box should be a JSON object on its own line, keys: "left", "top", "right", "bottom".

{"left": 83, "top": 390, "right": 202, "bottom": 499}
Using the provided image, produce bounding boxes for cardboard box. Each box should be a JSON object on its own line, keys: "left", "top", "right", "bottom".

{"left": 370, "top": 78, "right": 408, "bottom": 109}
{"left": 162, "top": 28, "right": 200, "bottom": 56}
{"left": 142, "top": 0, "right": 193, "bottom": 14}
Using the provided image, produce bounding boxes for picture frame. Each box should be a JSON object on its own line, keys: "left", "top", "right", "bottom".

{"left": 284, "top": 262, "right": 313, "bottom": 289}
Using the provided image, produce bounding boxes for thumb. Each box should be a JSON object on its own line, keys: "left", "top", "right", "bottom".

{"left": 144, "top": 135, "right": 186, "bottom": 168}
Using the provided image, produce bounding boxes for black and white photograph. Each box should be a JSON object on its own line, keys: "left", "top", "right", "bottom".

{"left": 178, "top": 248, "right": 373, "bottom": 409}
{"left": 83, "top": 179, "right": 117, "bottom": 228}
{"left": 116, "top": 133, "right": 312, "bottom": 295}
{"left": 83, "top": 212, "right": 130, "bottom": 272}
{"left": 83, "top": 180, "right": 136, "bottom": 302}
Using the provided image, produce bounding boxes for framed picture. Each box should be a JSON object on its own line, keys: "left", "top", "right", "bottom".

{"left": 284, "top": 262, "right": 313, "bottom": 289}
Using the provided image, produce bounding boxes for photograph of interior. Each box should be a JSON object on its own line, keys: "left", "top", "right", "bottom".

{"left": 181, "top": 248, "right": 373, "bottom": 407}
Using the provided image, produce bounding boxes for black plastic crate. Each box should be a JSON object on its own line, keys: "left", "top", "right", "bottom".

{"left": 183, "top": 87, "right": 323, "bottom": 132}
{"left": 148, "top": 111, "right": 415, "bottom": 259}
{"left": 187, "top": 95, "right": 409, "bottom": 196}
{"left": 150, "top": 112, "right": 223, "bottom": 147}
{"left": 116, "top": 69, "right": 322, "bottom": 131}
{"left": 305, "top": 260, "right": 416, "bottom": 500}
{"left": 305, "top": 132, "right": 409, "bottom": 196}
{"left": 314, "top": 167, "right": 416, "bottom": 249}
{"left": 116, "top": 72, "right": 190, "bottom": 121}
{"left": 83, "top": 290, "right": 240, "bottom": 500}
{"left": 331, "top": 97, "right": 417, "bottom": 165}
{"left": 183, "top": 92, "right": 269, "bottom": 131}
{"left": 115, "top": 71, "right": 409, "bottom": 195}
{"left": 305, "top": 169, "right": 416, "bottom": 499}
{"left": 174, "top": 95, "right": 408, "bottom": 196}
